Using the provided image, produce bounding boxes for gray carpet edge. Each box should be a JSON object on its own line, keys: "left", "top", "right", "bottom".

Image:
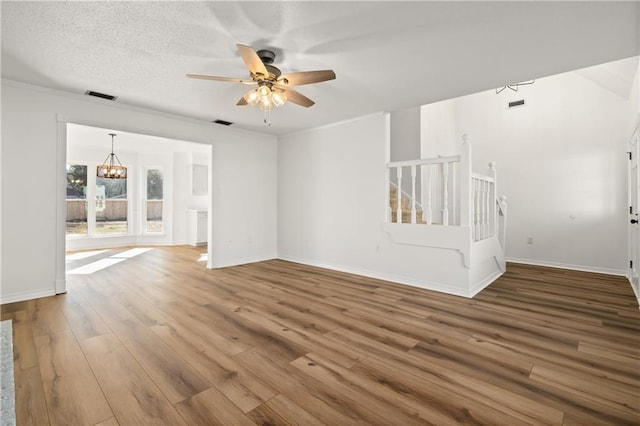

{"left": 0, "top": 320, "right": 15, "bottom": 426}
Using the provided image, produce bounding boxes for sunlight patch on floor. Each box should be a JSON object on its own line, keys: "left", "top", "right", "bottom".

{"left": 65, "top": 249, "right": 109, "bottom": 263}
{"left": 67, "top": 258, "right": 125, "bottom": 275}
{"left": 111, "top": 248, "right": 153, "bottom": 258}
{"left": 66, "top": 248, "right": 153, "bottom": 275}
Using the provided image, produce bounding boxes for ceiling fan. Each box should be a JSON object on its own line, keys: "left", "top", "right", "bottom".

{"left": 187, "top": 44, "right": 336, "bottom": 122}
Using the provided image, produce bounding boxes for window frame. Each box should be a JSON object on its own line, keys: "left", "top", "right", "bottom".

{"left": 141, "top": 166, "right": 165, "bottom": 235}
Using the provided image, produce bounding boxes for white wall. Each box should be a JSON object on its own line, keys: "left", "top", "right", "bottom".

{"left": 278, "top": 114, "right": 474, "bottom": 297}
{"left": 1, "top": 79, "right": 278, "bottom": 303}
{"left": 390, "top": 107, "right": 421, "bottom": 162}
{"left": 210, "top": 136, "right": 278, "bottom": 267}
{"left": 421, "top": 99, "right": 457, "bottom": 158}
{"left": 421, "top": 66, "right": 630, "bottom": 275}
{"left": 390, "top": 107, "right": 421, "bottom": 197}
{"left": 631, "top": 60, "right": 640, "bottom": 134}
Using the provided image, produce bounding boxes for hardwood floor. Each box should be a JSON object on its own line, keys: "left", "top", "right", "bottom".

{"left": 2, "top": 245, "right": 639, "bottom": 425}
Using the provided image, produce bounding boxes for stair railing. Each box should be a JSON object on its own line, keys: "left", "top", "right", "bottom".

{"left": 387, "top": 155, "right": 461, "bottom": 224}
{"left": 387, "top": 135, "right": 504, "bottom": 244}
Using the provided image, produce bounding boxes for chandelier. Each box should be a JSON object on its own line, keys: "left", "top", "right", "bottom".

{"left": 97, "top": 133, "right": 127, "bottom": 179}
{"left": 243, "top": 82, "right": 287, "bottom": 125}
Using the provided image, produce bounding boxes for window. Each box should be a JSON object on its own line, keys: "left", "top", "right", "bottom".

{"left": 145, "top": 169, "right": 164, "bottom": 233}
{"left": 95, "top": 177, "right": 128, "bottom": 235}
{"left": 66, "top": 164, "right": 87, "bottom": 236}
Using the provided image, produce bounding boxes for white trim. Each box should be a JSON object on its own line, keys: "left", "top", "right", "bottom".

{"left": 66, "top": 235, "right": 173, "bottom": 251}
{"left": 210, "top": 254, "right": 277, "bottom": 269}
{"left": 0, "top": 288, "right": 56, "bottom": 305}
{"left": 277, "top": 254, "right": 472, "bottom": 298}
{"left": 55, "top": 118, "right": 67, "bottom": 294}
{"left": 55, "top": 280, "right": 66, "bottom": 294}
{"left": 627, "top": 274, "right": 640, "bottom": 308}
{"left": 506, "top": 257, "right": 628, "bottom": 276}
{"left": 2, "top": 78, "right": 265, "bottom": 139}
{"left": 207, "top": 146, "right": 214, "bottom": 269}
{"left": 469, "top": 269, "right": 504, "bottom": 298}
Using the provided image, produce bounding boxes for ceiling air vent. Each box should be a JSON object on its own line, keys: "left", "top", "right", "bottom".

{"left": 508, "top": 99, "right": 525, "bottom": 108}
{"left": 213, "top": 119, "right": 233, "bottom": 126}
{"left": 85, "top": 90, "right": 117, "bottom": 101}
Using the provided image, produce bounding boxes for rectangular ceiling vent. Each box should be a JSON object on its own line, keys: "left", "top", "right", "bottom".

{"left": 213, "top": 119, "right": 233, "bottom": 126}
{"left": 508, "top": 99, "right": 526, "bottom": 109}
{"left": 85, "top": 90, "right": 117, "bottom": 101}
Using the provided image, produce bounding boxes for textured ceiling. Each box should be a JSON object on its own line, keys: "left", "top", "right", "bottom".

{"left": 2, "top": 1, "right": 638, "bottom": 135}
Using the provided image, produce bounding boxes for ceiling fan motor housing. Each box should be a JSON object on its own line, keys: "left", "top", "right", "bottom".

{"left": 256, "top": 50, "right": 281, "bottom": 79}
{"left": 256, "top": 49, "right": 275, "bottom": 64}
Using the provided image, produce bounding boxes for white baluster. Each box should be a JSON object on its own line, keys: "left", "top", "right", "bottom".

{"left": 479, "top": 180, "right": 484, "bottom": 239}
{"left": 482, "top": 180, "right": 488, "bottom": 239}
{"left": 425, "top": 165, "right": 432, "bottom": 225}
{"left": 474, "top": 179, "right": 480, "bottom": 241}
{"left": 479, "top": 180, "right": 484, "bottom": 240}
{"left": 485, "top": 180, "right": 491, "bottom": 238}
{"left": 419, "top": 165, "right": 425, "bottom": 224}
{"left": 442, "top": 162, "right": 449, "bottom": 225}
{"left": 459, "top": 135, "right": 472, "bottom": 230}
{"left": 396, "top": 167, "right": 403, "bottom": 223}
{"left": 452, "top": 162, "right": 457, "bottom": 225}
{"left": 411, "top": 165, "right": 416, "bottom": 224}
{"left": 489, "top": 161, "right": 497, "bottom": 237}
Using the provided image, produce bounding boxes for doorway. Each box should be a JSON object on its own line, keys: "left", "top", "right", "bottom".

{"left": 55, "top": 121, "right": 213, "bottom": 294}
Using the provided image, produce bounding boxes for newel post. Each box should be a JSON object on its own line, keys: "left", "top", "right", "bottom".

{"left": 459, "top": 134, "right": 473, "bottom": 229}
{"left": 499, "top": 195, "right": 508, "bottom": 250}
{"left": 488, "top": 161, "right": 497, "bottom": 237}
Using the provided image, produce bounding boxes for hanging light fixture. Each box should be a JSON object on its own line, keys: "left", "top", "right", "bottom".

{"left": 242, "top": 82, "right": 288, "bottom": 126}
{"left": 97, "top": 133, "right": 127, "bottom": 179}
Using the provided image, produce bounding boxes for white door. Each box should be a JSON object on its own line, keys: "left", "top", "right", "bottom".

{"left": 629, "top": 128, "right": 640, "bottom": 292}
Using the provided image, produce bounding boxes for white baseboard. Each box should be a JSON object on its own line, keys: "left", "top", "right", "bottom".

{"left": 277, "top": 254, "right": 473, "bottom": 298}
{"left": 627, "top": 275, "right": 640, "bottom": 308}
{"left": 55, "top": 279, "right": 66, "bottom": 294}
{"left": 469, "top": 268, "right": 505, "bottom": 298}
{"left": 209, "top": 254, "right": 277, "bottom": 269}
{"left": 0, "top": 288, "right": 56, "bottom": 305}
{"left": 505, "top": 257, "right": 628, "bottom": 276}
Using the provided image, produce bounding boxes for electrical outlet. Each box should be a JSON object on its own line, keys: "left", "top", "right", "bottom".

{"left": 527, "top": 236, "right": 534, "bottom": 245}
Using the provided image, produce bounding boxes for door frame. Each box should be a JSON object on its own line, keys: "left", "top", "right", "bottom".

{"left": 628, "top": 116, "right": 640, "bottom": 306}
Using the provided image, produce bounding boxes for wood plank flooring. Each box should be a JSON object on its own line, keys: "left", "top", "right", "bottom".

{"left": 2, "top": 245, "right": 639, "bottom": 425}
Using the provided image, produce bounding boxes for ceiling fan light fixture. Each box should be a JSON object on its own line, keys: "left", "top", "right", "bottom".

{"left": 187, "top": 44, "right": 335, "bottom": 126}
{"left": 244, "top": 89, "right": 260, "bottom": 105}
{"left": 257, "top": 85, "right": 271, "bottom": 97}
{"left": 271, "top": 91, "right": 287, "bottom": 107}
{"left": 259, "top": 96, "right": 272, "bottom": 111}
